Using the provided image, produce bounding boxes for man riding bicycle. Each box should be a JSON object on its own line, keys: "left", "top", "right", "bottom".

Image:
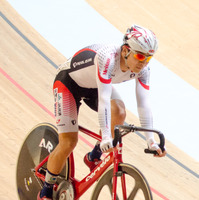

{"left": 38, "top": 24, "right": 166, "bottom": 200}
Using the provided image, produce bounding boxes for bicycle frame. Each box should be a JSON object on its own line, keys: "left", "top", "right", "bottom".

{"left": 34, "top": 125, "right": 125, "bottom": 200}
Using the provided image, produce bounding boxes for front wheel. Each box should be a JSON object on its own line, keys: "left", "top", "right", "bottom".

{"left": 91, "top": 163, "right": 153, "bottom": 200}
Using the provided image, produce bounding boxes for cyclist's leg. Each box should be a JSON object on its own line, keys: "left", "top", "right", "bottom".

{"left": 39, "top": 132, "right": 78, "bottom": 199}
{"left": 84, "top": 87, "right": 126, "bottom": 169}
{"left": 107, "top": 85, "right": 126, "bottom": 137}
{"left": 82, "top": 89, "right": 103, "bottom": 169}
{"left": 39, "top": 79, "right": 80, "bottom": 200}
{"left": 47, "top": 131, "right": 78, "bottom": 174}
{"left": 110, "top": 86, "right": 126, "bottom": 132}
{"left": 110, "top": 99, "right": 126, "bottom": 138}
{"left": 16, "top": 123, "right": 60, "bottom": 200}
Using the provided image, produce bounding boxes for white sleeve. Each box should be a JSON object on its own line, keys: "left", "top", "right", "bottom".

{"left": 136, "top": 69, "right": 154, "bottom": 142}
{"left": 97, "top": 80, "right": 112, "bottom": 139}
{"left": 96, "top": 54, "right": 113, "bottom": 139}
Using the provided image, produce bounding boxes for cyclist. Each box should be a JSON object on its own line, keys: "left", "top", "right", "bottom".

{"left": 38, "top": 24, "right": 166, "bottom": 200}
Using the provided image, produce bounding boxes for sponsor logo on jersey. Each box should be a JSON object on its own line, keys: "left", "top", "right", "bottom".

{"left": 54, "top": 102, "right": 57, "bottom": 117}
{"left": 54, "top": 88, "right": 58, "bottom": 102}
{"left": 58, "top": 102, "right": 62, "bottom": 116}
{"left": 56, "top": 119, "right": 61, "bottom": 124}
{"left": 54, "top": 90, "right": 63, "bottom": 116}
{"left": 73, "top": 58, "right": 92, "bottom": 68}
{"left": 105, "top": 108, "right": 109, "bottom": 128}
{"left": 103, "top": 57, "right": 111, "bottom": 75}
{"left": 71, "top": 120, "right": 76, "bottom": 125}
{"left": 58, "top": 93, "right": 62, "bottom": 101}
{"left": 103, "top": 53, "right": 117, "bottom": 75}
{"left": 130, "top": 73, "right": 135, "bottom": 78}
{"left": 57, "top": 123, "right": 65, "bottom": 127}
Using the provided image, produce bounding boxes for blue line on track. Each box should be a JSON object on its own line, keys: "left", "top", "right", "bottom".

{"left": 0, "top": 11, "right": 58, "bottom": 69}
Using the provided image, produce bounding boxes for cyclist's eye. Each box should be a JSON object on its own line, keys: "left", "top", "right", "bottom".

{"left": 137, "top": 54, "right": 145, "bottom": 60}
{"left": 134, "top": 53, "right": 146, "bottom": 61}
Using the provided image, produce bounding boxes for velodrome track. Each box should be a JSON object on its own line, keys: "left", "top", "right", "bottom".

{"left": 0, "top": 0, "right": 199, "bottom": 200}
{"left": 87, "top": 0, "right": 199, "bottom": 90}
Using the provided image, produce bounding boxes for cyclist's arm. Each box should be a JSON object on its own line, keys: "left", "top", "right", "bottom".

{"left": 136, "top": 69, "right": 166, "bottom": 156}
{"left": 96, "top": 53, "right": 114, "bottom": 152}
{"left": 135, "top": 68, "right": 156, "bottom": 146}
{"left": 97, "top": 77, "right": 112, "bottom": 139}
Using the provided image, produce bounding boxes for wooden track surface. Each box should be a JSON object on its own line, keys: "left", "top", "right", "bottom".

{"left": 86, "top": 0, "right": 199, "bottom": 90}
{"left": 0, "top": 1, "right": 198, "bottom": 200}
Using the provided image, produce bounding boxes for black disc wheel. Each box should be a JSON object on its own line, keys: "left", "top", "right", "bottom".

{"left": 16, "top": 123, "right": 68, "bottom": 200}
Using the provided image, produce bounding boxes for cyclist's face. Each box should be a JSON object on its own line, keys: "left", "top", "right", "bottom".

{"left": 127, "top": 51, "right": 149, "bottom": 73}
{"left": 121, "top": 46, "right": 149, "bottom": 73}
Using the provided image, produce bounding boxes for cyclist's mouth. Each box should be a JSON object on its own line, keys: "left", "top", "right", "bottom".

{"left": 136, "top": 66, "right": 143, "bottom": 70}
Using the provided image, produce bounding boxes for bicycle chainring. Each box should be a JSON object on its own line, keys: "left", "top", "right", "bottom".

{"left": 54, "top": 180, "right": 74, "bottom": 200}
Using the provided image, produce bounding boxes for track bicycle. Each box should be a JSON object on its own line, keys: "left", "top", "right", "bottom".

{"left": 16, "top": 122, "right": 165, "bottom": 200}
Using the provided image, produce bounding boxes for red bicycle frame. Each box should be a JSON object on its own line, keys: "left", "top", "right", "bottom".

{"left": 34, "top": 125, "right": 126, "bottom": 200}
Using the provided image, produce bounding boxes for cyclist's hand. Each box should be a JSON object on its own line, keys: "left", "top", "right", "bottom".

{"left": 100, "top": 136, "right": 113, "bottom": 153}
{"left": 147, "top": 138, "right": 167, "bottom": 157}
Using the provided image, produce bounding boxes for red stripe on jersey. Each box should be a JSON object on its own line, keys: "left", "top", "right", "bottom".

{"left": 98, "top": 65, "right": 111, "bottom": 84}
{"left": 138, "top": 78, "right": 149, "bottom": 90}
{"left": 73, "top": 48, "right": 96, "bottom": 57}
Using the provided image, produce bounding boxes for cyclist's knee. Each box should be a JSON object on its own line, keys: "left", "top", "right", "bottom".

{"left": 111, "top": 99, "right": 126, "bottom": 120}
{"left": 58, "top": 132, "right": 78, "bottom": 153}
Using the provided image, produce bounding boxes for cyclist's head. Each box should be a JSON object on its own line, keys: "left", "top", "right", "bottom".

{"left": 123, "top": 24, "right": 158, "bottom": 56}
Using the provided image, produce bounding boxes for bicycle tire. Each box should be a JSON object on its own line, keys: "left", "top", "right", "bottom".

{"left": 91, "top": 163, "right": 153, "bottom": 200}
{"left": 16, "top": 123, "right": 69, "bottom": 200}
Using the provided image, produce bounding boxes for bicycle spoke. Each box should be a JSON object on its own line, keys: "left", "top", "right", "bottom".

{"left": 104, "top": 177, "right": 120, "bottom": 200}
{"left": 127, "top": 183, "right": 139, "bottom": 200}
{"left": 107, "top": 178, "right": 113, "bottom": 196}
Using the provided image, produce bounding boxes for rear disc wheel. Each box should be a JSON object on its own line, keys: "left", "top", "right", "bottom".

{"left": 16, "top": 123, "right": 68, "bottom": 200}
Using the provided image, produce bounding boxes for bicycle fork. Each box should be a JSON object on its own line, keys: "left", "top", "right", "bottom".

{"left": 112, "top": 143, "right": 127, "bottom": 200}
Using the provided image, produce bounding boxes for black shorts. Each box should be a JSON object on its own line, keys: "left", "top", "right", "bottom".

{"left": 53, "top": 70, "right": 98, "bottom": 133}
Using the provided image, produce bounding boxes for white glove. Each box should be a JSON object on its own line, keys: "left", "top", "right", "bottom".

{"left": 147, "top": 138, "right": 159, "bottom": 151}
{"left": 147, "top": 138, "right": 166, "bottom": 157}
{"left": 100, "top": 136, "right": 113, "bottom": 152}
